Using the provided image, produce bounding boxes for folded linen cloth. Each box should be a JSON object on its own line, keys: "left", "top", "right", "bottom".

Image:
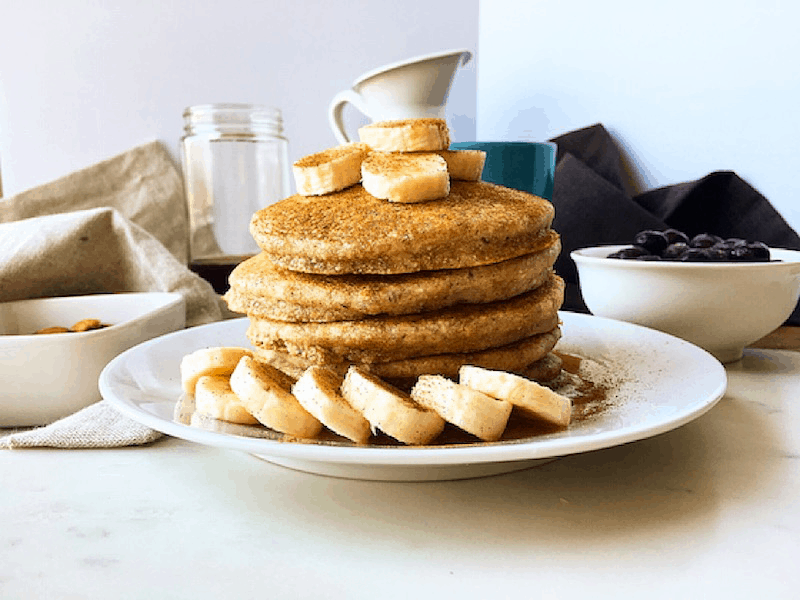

{"left": 0, "top": 207, "right": 224, "bottom": 326}
{"left": 0, "top": 400, "right": 162, "bottom": 449}
{"left": 548, "top": 124, "right": 800, "bottom": 325}
{"left": 0, "top": 141, "right": 228, "bottom": 449}
{"left": 0, "top": 140, "right": 190, "bottom": 263}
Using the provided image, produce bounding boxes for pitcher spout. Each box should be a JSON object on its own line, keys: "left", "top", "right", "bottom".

{"left": 329, "top": 49, "right": 473, "bottom": 144}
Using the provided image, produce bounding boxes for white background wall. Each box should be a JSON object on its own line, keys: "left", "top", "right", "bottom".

{"left": 0, "top": 0, "right": 477, "bottom": 196}
{"left": 4, "top": 0, "right": 798, "bottom": 234}
{"left": 478, "top": 0, "right": 800, "bottom": 231}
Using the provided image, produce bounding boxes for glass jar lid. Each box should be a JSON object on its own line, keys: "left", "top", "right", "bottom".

{"left": 182, "top": 103, "right": 285, "bottom": 139}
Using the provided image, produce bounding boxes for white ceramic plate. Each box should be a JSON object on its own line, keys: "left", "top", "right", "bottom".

{"left": 99, "top": 312, "right": 727, "bottom": 481}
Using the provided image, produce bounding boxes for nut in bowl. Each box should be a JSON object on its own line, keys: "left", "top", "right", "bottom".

{"left": 571, "top": 244, "right": 800, "bottom": 363}
{"left": 0, "top": 292, "right": 186, "bottom": 427}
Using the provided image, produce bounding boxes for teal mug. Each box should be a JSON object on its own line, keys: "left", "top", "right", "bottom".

{"left": 450, "top": 141, "right": 557, "bottom": 200}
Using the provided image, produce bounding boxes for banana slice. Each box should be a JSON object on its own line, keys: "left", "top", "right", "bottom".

{"left": 361, "top": 152, "right": 449, "bottom": 203}
{"left": 194, "top": 375, "right": 260, "bottom": 425}
{"left": 180, "top": 347, "right": 253, "bottom": 395}
{"left": 293, "top": 143, "right": 370, "bottom": 196}
{"left": 459, "top": 364, "right": 572, "bottom": 427}
{"left": 436, "top": 149, "right": 486, "bottom": 181}
{"left": 292, "top": 366, "right": 371, "bottom": 444}
{"left": 229, "top": 356, "right": 322, "bottom": 439}
{"left": 358, "top": 118, "right": 450, "bottom": 152}
{"left": 341, "top": 366, "right": 445, "bottom": 445}
{"left": 411, "top": 375, "right": 512, "bottom": 442}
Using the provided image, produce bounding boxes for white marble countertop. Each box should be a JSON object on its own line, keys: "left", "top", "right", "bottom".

{"left": 2, "top": 347, "right": 799, "bottom": 599}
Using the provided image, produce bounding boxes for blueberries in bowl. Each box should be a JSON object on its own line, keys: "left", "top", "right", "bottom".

{"left": 632, "top": 230, "right": 669, "bottom": 255}
{"left": 608, "top": 229, "right": 773, "bottom": 262}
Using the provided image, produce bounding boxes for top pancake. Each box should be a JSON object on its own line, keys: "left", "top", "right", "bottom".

{"left": 249, "top": 180, "right": 555, "bottom": 275}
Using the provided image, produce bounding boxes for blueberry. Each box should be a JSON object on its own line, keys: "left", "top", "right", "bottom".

{"left": 704, "top": 245, "right": 729, "bottom": 261}
{"left": 608, "top": 245, "right": 651, "bottom": 259}
{"left": 663, "top": 229, "right": 690, "bottom": 245}
{"left": 679, "top": 247, "right": 715, "bottom": 262}
{"left": 662, "top": 242, "right": 689, "bottom": 259}
{"left": 730, "top": 242, "right": 771, "bottom": 262}
{"left": 633, "top": 230, "right": 669, "bottom": 255}
{"left": 708, "top": 240, "right": 732, "bottom": 260}
{"left": 749, "top": 241, "right": 771, "bottom": 261}
{"left": 729, "top": 245, "right": 755, "bottom": 261}
{"left": 690, "top": 233, "right": 724, "bottom": 248}
{"left": 724, "top": 238, "right": 747, "bottom": 247}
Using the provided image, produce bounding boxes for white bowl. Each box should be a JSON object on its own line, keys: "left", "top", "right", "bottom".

{"left": 0, "top": 292, "right": 185, "bottom": 427}
{"left": 571, "top": 245, "right": 800, "bottom": 363}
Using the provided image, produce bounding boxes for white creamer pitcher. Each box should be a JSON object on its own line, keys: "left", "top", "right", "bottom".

{"left": 328, "top": 49, "right": 472, "bottom": 144}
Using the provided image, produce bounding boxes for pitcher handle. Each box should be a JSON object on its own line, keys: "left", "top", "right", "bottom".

{"left": 328, "top": 89, "right": 370, "bottom": 144}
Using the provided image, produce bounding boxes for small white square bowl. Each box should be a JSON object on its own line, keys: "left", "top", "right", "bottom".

{"left": 0, "top": 292, "right": 185, "bottom": 427}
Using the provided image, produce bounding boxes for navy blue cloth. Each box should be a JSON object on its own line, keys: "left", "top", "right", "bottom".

{"left": 549, "top": 123, "right": 800, "bottom": 325}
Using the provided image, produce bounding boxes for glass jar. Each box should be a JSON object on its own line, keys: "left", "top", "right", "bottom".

{"left": 181, "top": 103, "right": 290, "bottom": 263}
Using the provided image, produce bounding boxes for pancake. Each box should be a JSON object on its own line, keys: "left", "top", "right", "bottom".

{"left": 224, "top": 233, "right": 561, "bottom": 321}
{"left": 249, "top": 181, "right": 555, "bottom": 275}
{"left": 246, "top": 274, "right": 564, "bottom": 364}
{"left": 518, "top": 352, "right": 563, "bottom": 383}
{"left": 355, "top": 328, "right": 563, "bottom": 380}
{"left": 383, "top": 352, "right": 566, "bottom": 395}
{"left": 253, "top": 327, "right": 562, "bottom": 381}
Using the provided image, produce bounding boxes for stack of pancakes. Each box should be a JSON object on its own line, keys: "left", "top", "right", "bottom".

{"left": 224, "top": 126, "right": 565, "bottom": 389}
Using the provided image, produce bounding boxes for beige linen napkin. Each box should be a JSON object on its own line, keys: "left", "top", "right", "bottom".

{"left": 0, "top": 141, "right": 230, "bottom": 449}
{"left": 0, "top": 401, "right": 162, "bottom": 449}
{"left": 0, "top": 206, "right": 225, "bottom": 326}
{"left": 0, "top": 140, "right": 189, "bottom": 263}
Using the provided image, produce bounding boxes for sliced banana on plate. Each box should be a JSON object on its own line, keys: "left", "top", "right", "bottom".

{"left": 180, "top": 346, "right": 253, "bottom": 396}
{"left": 229, "top": 355, "right": 322, "bottom": 439}
{"left": 411, "top": 374, "right": 512, "bottom": 442}
{"left": 341, "top": 366, "right": 445, "bottom": 445}
{"left": 292, "top": 366, "right": 371, "bottom": 444}
{"left": 459, "top": 364, "right": 572, "bottom": 427}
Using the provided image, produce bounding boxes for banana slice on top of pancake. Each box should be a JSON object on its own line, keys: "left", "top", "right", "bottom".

{"left": 358, "top": 118, "right": 450, "bottom": 152}
{"left": 293, "top": 142, "right": 370, "bottom": 196}
{"left": 361, "top": 152, "right": 449, "bottom": 203}
{"left": 435, "top": 149, "right": 486, "bottom": 181}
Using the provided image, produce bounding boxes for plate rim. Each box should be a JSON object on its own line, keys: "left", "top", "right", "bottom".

{"left": 99, "top": 312, "right": 727, "bottom": 466}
